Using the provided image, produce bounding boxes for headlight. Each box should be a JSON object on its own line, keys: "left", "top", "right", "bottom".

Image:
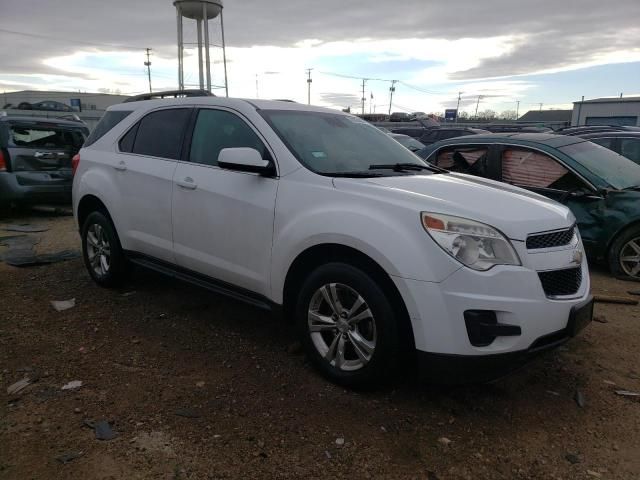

{"left": 421, "top": 212, "right": 521, "bottom": 271}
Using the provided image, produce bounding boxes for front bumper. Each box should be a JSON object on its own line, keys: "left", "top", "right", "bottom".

{"left": 0, "top": 171, "right": 72, "bottom": 205}
{"left": 416, "top": 296, "right": 593, "bottom": 383}
{"left": 392, "top": 236, "right": 591, "bottom": 380}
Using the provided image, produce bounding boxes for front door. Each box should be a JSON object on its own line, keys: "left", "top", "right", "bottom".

{"left": 171, "top": 108, "right": 278, "bottom": 297}
{"left": 496, "top": 146, "right": 605, "bottom": 249}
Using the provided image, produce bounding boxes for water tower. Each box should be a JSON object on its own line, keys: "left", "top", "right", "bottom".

{"left": 174, "top": 0, "right": 228, "bottom": 96}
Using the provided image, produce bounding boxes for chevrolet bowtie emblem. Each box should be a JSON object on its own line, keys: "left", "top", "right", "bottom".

{"left": 572, "top": 250, "right": 584, "bottom": 265}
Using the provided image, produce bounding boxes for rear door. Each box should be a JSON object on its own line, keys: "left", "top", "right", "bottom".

{"left": 113, "top": 107, "right": 192, "bottom": 262}
{"left": 5, "top": 121, "right": 86, "bottom": 185}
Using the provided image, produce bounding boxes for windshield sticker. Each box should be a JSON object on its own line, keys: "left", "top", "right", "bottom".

{"left": 311, "top": 151, "right": 327, "bottom": 159}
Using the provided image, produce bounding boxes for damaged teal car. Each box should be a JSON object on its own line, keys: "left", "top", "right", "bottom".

{"left": 417, "top": 133, "right": 640, "bottom": 279}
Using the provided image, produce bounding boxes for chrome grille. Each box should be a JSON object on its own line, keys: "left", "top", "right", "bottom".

{"left": 527, "top": 227, "right": 575, "bottom": 250}
{"left": 538, "top": 267, "right": 582, "bottom": 297}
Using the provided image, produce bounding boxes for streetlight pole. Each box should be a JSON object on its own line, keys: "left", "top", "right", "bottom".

{"left": 361, "top": 79, "right": 367, "bottom": 115}
{"left": 516, "top": 100, "right": 520, "bottom": 119}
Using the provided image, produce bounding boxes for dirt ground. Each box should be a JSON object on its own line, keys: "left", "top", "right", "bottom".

{"left": 1, "top": 210, "right": 639, "bottom": 480}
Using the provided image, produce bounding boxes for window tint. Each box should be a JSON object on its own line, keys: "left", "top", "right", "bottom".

{"left": 436, "top": 146, "right": 488, "bottom": 175}
{"left": 620, "top": 139, "right": 640, "bottom": 164}
{"left": 132, "top": 108, "right": 191, "bottom": 160}
{"left": 591, "top": 137, "right": 614, "bottom": 149}
{"left": 118, "top": 123, "right": 138, "bottom": 153}
{"left": 189, "top": 109, "right": 267, "bottom": 166}
{"left": 85, "top": 110, "right": 132, "bottom": 146}
{"left": 501, "top": 148, "right": 584, "bottom": 191}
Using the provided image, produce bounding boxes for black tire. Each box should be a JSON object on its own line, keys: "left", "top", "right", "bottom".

{"left": 608, "top": 225, "right": 640, "bottom": 281}
{"left": 295, "top": 262, "right": 403, "bottom": 388}
{"left": 81, "top": 211, "right": 129, "bottom": 287}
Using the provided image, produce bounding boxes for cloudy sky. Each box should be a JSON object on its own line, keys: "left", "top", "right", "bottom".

{"left": 1, "top": 0, "right": 640, "bottom": 115}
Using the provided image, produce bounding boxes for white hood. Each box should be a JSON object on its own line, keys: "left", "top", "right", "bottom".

{"left": 336, "top": 173, "right": 574, "bottom": 241}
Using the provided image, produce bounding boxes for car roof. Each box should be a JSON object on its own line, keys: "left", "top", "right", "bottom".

{"left": 579, "top": 131, "right": 640, "bottom": 139}
{"left": 107, "top": 97, "right": 345, "bottom": 116}
{"left": 429, "top": 132, "right": 585, "bottom": 148}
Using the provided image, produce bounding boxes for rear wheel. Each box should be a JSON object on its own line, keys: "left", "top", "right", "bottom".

{"left": 295, "top": 262, "right": 403, "bottom": 388}
{"left": 608, "top": 225, "right": 640, "bottom": 280}
{"left": 81, "top": 211, "right": 128, "bottom": 287}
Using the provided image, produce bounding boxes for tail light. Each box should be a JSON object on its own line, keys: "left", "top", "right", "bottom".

{"left": 72, "top": 153, "right": 80, "bottom": 175}
{"left": 0, "top": 150, "right": 6, "bottom": 171}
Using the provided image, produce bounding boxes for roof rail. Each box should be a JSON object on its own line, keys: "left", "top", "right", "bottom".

{"left": 123, "top": 89, "right": 215, "bottom": 103}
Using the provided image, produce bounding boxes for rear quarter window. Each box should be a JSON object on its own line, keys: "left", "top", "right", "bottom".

{"left": 84, "top": 110, "right": 133, "bottom": 147}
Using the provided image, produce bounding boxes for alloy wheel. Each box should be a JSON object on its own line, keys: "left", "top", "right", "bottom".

{"left": 86, "top": 223, "right": 111, "bottom": 277}
{"left": 619, "top": 237, "right": 640, "bottom": 277}
{"left": 307, "top": 283, "right": 377, "bottom": 371}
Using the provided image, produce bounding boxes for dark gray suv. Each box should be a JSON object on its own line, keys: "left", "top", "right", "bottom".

{"left": 0, "top": 115, "right": 88, "bottom": 208}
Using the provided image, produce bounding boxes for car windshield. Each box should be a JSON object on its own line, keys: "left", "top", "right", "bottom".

{"left": 394, "top": 136, "right": 425, "bottom": 151}
{"left": 559, "top": 141, "right": 640, "bottom": 190}
{"left": 260, "top": 109, "right": 431, "bottom": 175}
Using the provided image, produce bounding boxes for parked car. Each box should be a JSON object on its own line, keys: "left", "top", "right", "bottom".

{"left": 417, "top": 133, "right": 640, "bottom": 279}
{"left": 578, "top": 132, "right": 640, "bottom": 165}
{"left": 390, "top": 127, "right": 426, "bottom": 138}
{"left": 389, "top": 133, "right": 425, "bottom": 152}
{"left": 0, "top": 114, "right": 89, "bottom": 208}
{"left": 557, "top": 125, "right": 640, "bottom": 136}
{"left": 3, "top": 101, "right": 76, "bottom": 112}
{"left": 419, "top": 127, "right": 490, "bottom": 145}
{"left": 484, "top": 124, "right": 552, "bottom": 133}
{"left": 389, "top": 111, "right": 410, "bottom": 122}
{"left": 74, "top": 98, "right": 592, "bottom": 387}
{"left": 408, "top": 112, "right": 426, "bottom": 121}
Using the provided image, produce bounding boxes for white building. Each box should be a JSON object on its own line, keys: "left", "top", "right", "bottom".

{"left": 1, "top": 90, "right": 129, "bottom": 130}
{"left": 572, "top": 96, "right": 640, "bottom": 127}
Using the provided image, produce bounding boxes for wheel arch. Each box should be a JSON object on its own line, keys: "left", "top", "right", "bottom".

{"left": 76, "top": 194, "right": 111, "bottom": 230}
{"left": 282, "top": 243, "right": 415, "bottom": 350}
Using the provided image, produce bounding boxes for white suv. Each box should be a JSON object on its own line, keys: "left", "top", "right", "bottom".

{"left": 73, "top": 97, "right": 593, "bottom": 387}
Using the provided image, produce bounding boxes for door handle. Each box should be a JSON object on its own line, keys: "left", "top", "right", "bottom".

{"left": 176, "top": 177, "right": 197, "bottom": 190}
{"left": 113, "top": 161, "right": 127, "bottom": 171}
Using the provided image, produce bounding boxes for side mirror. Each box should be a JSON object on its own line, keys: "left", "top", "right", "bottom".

{"left": 218, "top": 147, "right": 275, "bottom": 176}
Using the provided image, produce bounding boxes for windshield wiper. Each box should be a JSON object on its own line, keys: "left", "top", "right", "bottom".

{"left": 369, "top": 162, "right": 445, "bottom": 173}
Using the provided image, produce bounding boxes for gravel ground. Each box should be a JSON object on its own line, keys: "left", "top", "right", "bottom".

{"left": 1, "top": 211, "right": 639, "bottom": 480}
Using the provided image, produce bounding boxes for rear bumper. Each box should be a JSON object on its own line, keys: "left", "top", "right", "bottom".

{"left": 0, "top": 172, "right": 72, "bottom": 205}
{"left": 416, "top": 296, "right": 594, "bottom": 384}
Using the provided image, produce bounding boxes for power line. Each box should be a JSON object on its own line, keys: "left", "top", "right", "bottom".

{"left": 0, "top": 27, "right": 144, "bottom": 50}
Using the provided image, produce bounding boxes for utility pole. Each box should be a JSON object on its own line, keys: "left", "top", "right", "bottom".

{"left": 516, "top": 100, "right": 520, "bottom": 119}
{"left": 388, "top": 80, "right": 397, "bottom": 116}
{"left": 144, "top": 48, "right": 152, "bottom": 94}
{"left": 306, "top": 68, "right": 313, "bottom": 105}
{"left": 456, "top": 91, "right": 462, "bottom": 114}
{"left": 474, "top": 95, "right": 483, "bottom": 119}
{"left": 255, "top": 73, "right": 259, "bottom": 98}
{"left": 538, "top": 102, "right": 543, "bottom": 111}
{"left": 361, "top": 79, "right": 367, "bottom": 116}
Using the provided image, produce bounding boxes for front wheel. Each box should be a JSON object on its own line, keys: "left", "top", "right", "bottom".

{"left": 608, "top": 225, "right": 640, "bottom": 280}
{"left": 295, "top": 262, "right": 403, "bottom": 388}
{"left": 81, "top": 211, "right": 129, "bottom": 287}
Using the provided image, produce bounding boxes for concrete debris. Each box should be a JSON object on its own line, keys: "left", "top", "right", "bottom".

{"left": 51, "top": 298, "right": 76, "bottom": 311}
{"left": 61, "top": 380, "right": 82, "bottom": 390}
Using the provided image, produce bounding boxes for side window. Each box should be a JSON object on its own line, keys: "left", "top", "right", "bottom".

{"left": 501, "top": 148, "right": 584, "bottom": 191}
{"left": 131, "top": 108, "right": 191, "bottom": 160}
{"left": 189, "top": 109, "right": 267, "bottom": 167}
{"left": 118, "top": 123, "right": 138, "bottom": 153}
{"left": 620, "top": 139, "right": 640, "bottom": 163}
{"left": 591, "top": 137, "right": 614, "bottom": 149}
{"left": 435, "top": 146, "right": 489, "bottom": 175}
